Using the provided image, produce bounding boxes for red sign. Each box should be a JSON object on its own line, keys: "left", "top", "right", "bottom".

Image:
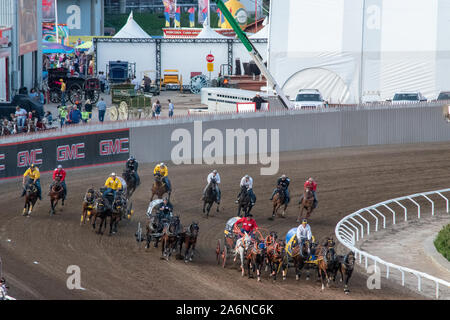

{"left": 206, "top": 54, "right": 215, "bottom": 63}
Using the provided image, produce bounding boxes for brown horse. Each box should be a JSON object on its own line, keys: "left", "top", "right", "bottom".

{"left": 49, "top": 177, "right": 64, "bottom": 215}
{"left": 151, "top": 174, "right": 170, "bottom": 201}
{"left": 177, "top": 221, "right": 199, "bottom": 263}
{"left": 316, "top": 238, "right": 338, "bottom": 290}
{"left": 297, "top": 188, "right": 314, "bottom": 222}
{"left": 270, "top": 185, "right": 288, "bottom": 220}
{"left": 265, "top": 240, "right": 288, "bottom": 281}
{"left": 290, "top": 239, "right": 313, "bottom": 281}
{"left": 336, "top": 251, "right": 355, "bottom": 294}
{"left": 81, "top": 188, "right": 97, "bottom": 226}
{"left": 246, "top": 240, "right": 265, "bottom": 281}
{"left": 160, "top": 217, "right": 181, "bottom": 260}
{"left": 23, "top": 181, "right": 38, "bottom": 216}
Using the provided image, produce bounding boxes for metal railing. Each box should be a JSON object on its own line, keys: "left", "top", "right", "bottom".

{"left": 335, "top": 188, "right": 450, "bottom": 299}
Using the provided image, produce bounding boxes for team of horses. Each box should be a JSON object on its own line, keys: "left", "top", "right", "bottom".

{"left": 230, "top": 231, "right": 355, "bottom": 293}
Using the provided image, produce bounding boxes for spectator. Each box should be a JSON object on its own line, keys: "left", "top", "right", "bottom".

{"left": 59, "top": 79, "right": 66, "bottom": 105}
{"left": 84, "top": 99, "right": 93, "bottom": 119}
{"left": 252, "top": 93, "right": 267, "bottom": 111}
{"left": 81, "top": 108, "right": 89, "bottom": 123}
{"left": 98, "top": 72, "right": 106, "bottom": 93}
{"left": 155, "top": 100, "right": 161, "bottom": 119}
{"left": 15, "top": 106, "right": 27, "bottom": 129}
{"left": 38, "top": 89, "right": 45, "bottom": 105}
{"left": 151, "top": 101, "right": 156, "bottom": 119}
{"left": 70, "top": 105, "right": 82, "bottom": 124}
{"left": 168, "top": 99, "right": 174, "bottom": 118}
{"left": 131, "top": 76, "right": 140, "bottom": 93}
{"left": 97, "top": 98, "right": 107, "bottom": 122}
{"left": 58, "top": 105, "right": 67, "bottom": 127}
{"left": 29, "top": 88, "right": 39, "bottom": 101}
{"left": 44, "top": 111, "right": 53, "bottom": 126}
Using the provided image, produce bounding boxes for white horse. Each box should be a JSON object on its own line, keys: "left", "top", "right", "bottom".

{"left": 233, "top": 232, "right": 253, "bottom": 277}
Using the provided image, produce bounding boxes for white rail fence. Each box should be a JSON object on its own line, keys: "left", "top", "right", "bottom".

{"left": 335, "top": 188, "right": 450, "bottom": 299}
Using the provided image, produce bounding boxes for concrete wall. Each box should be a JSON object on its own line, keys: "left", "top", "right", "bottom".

{"left": 129, "top": 105, "right": 450, "bottom": 166}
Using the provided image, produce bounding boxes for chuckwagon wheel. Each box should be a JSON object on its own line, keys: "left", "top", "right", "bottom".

{"left": 136, "top": 222, "right": 143, "bottom": 248}
{"left": 216, "top": 239, "right": 221, "bottom": 264}
{"left": 118, "top": 101, "right": 129, "bottom": 120}
{"left": 49, "top": 89, "right": 61, "bottom": 103}
{"left": 222, "top": 244, "right": 227, "bottom": 268}
{"left": 126, "top": 201, "right": 134, "bottom": 220}
{"left": 107, "top": 106, "right": 118, "bottom": 121}
{"left": 86, "top": 89, "right": 100, "bottom": 104}
{"left": 68, "top": 84, "right": 83, "bottom": 104}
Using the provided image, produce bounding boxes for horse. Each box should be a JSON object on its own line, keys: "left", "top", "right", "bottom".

{"left": 264, "top": 232, "right": 278, "bottom": 272}
{"left": 23, "top": 181, "right": 39, "bottom": 216}
{"left": 246, "top": 239, "right": 266, "bottom": 281}
{"left": 110, "top": 193, "right": 126, "bottom": 234}
{"left": 233, "top": 232, "right": 253, "bottom": 277}
{"left": 335, "top": 251, "right": 355, "bottom": 294}
{"left": 49, "top": 177, "right": 64, "bottom": 215}
{"left": 81, "top": 188, "right": 97, "bottom": 225}
{"left": 317, "top": 238, "right": 338, "bottom": 290}
{"left": 122, "top": 169, "right": 137, "bottom": 199}
{"left": 297, "top": 188, "right": 315, "bottom": 222}
{"left": 203, "top": 179, "right": 219, "bottom": 218}
{"left": 266, "top": 240, "right": 288, "bottom": 281}
{"left": 151, "top": 174, "right": 170, "bottom": 201}
{"left": 178, "top": 221, "right": 199, "bottom": 263}
{"left": 145, "top": 214, "right": 163, "bottom": 249}
{"left": 92, "top": 194, "right": 115, "bottom": 235}
{"left": 290, "top": 239, "right": 313, "bottom": 281}
{"left": 270, "top": 185, "right": 288, "bottom": 220}
{"left": 160, "top": 216, "right": 181, "bottom": 260}
{"left": 237, "top": 186, "right": 253, "bottom": 217}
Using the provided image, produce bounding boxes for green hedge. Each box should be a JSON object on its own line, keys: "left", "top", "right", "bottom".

{"left": 434, "top": 224, "right": 450, "bottom": 261}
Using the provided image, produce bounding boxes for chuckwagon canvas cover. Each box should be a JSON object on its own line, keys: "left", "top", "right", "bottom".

{"left": 225, "top": 216, "right": 240, "bottom": 232}
{"left": 146, "top": 199, "right": 163, "bottom": 218}
{"left": 269, "top": 0, "right": 450, "bottom": 103}
{"left": 285, "top": 227, "right": 297, "bottom": 256}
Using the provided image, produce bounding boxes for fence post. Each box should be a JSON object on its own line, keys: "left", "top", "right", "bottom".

{"left": 421, "top": 194, "right": 434, "bottom": 216}
{"left": 394, "top": 200, "right": 408, "bottom": 221}
{"left": 407, "top": 197, "right": 421, "bottom": 219}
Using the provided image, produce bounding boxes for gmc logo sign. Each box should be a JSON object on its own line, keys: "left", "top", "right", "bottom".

{"left": 57, "top": 143, "right": 85, "bottom": 161}
{"left": 99, "top": 138, "right": 129, "bottom": 156}
{"left": 17, "top": 149, "right": 43, "bottom": 167}
{"left": 0, "top": 154, "right": 5, "bottom": 171}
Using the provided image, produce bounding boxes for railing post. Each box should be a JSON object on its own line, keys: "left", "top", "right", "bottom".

{"left": 436, "top": 281, "right": 439, "bottom": 299}
{"left": 356, "top": 213, "right": 371, "bottom": 236}
{"left": 394, "top": 200, "right": 408, "bottom": 221}
{"left": 407, "top": 196, "right": 421, "bottom": 219}
{"left": 436, "top": 192, "right": 449, "bottom": 213}
{"left": 401, "top": 270, "right": 405, "bottom": 286}
{"left": 365, "top": 209, "right": 378, "bottom": 232}
{"left": 421, "top": 194, "right": 434, "bottom": 216}
{"left": 386, "top": 265, "right": 389, "bottom": 279}
{"left": 382, "top": 203, "right": 396, "bottom": 225}
{"left": 372, "top": 208, "right": 386, "bottom": 228}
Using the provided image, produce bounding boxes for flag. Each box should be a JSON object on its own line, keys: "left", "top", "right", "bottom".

{"left": 216, "top": 9, "right": 221, "bottom": 27}
{"left": 198, "top": 0, "right": 208, "bottom": 24}
{"left": 164, "top": 8, "right": 170, "bottom": 27}
{"left": 188, "top": 7, "right": 196, "bottom": 27}
{"left": 174, "top": 7, "right": 181, "bottom": 28}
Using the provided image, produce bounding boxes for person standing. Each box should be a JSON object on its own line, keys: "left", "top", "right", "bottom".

{"left": 59, "top": 79, "right": 67, "bottom": 105}
{"left": 252, "top": 93, "right": 267, "bottom": 111}
{"left": 168, "top": 99, "right": 174, "bottom": 118}
{"left": 97, "top": 98, "right": 107, "bottom": 122}
{"left": 58, "top": 106, "right": 67, "bottom": 127}
{"left": 155, "top": 100, "right": 161, "bottom": 119}
{"left": 81, "top": 108, "right": 89, "bottom": 123}
{"left": 84, "top": 99, "right": 93, "bottom": 120}
{"left": 131, "top": 76, "right": 140, "bottom": 93}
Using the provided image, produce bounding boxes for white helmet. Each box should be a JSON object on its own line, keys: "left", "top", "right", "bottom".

{"left": 160, "top": 162, "right": 166, "bottom": 167}
{"left": 57, "top": 165, "right": 63, "bottom": 169}
{"left": 111, "top": 172, "right": 116, "bottom": 177}
{"left": 245, "top": 174, "right": 249, "bottom": 179}
{"left": 213, "top": 170, "right": 217, "bottom": 174}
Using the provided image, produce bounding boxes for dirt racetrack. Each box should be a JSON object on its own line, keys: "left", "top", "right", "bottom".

{"left": 4, "top": 142, "right": 450, "bottom": 300}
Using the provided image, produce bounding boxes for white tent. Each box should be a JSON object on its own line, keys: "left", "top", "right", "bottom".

{"left": 196, "top": 20, "right": 227, "bottom": 39}
{"left": 113, "top": 11, "right": 152, "bottom": 39}
{"left": 268, "top": 0, "right": 450, "bottom": 104}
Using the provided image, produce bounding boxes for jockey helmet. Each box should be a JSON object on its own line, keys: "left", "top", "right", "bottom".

{"left": 30, "top": 164, "right": 35, "bottom": 168}
{"left": 160, "top": 162, "right": 166, "bottom": 167}
{"left": 163, "top": 197, "right": 169, "bottom": 202}
{"left": 0, "top": 277, "right": 5, "bottom": 284}
{"left": 281, "top": 174, "right": 286, "bottom": 179}
{"left": 302, "top": 218, "right": 308, "bottom": 224}
{"left": 111, "top": 172, "right": 116, "bottom": 177}
{"left": 308, "top": 177, "right": 314, "bottom": 182}
{"left": 57, "top": 165, "right": 62, "bottom": 169}
{"left": 213, "top": 169, "right": 217, "bottom": 174}
{"left": 245, "top": 174, "right": 249, "bottom": 179}
{"left": 129, "top": 156, "right": 135, "bottom": 161}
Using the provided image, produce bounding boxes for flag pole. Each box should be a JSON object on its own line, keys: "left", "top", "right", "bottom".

{"left": 207, "top": 0, "right": 211, "bottom": 27}
{"left": 55, "top": 0, "right": 59, "bottom": 43}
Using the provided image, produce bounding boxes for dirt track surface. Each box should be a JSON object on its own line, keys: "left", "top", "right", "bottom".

{"left": 3, "top": 142, "right": 450, "bottom": 300}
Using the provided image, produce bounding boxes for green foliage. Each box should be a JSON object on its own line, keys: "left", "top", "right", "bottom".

{"left": 434, "top": 224, "right": 450, "bottom": 261}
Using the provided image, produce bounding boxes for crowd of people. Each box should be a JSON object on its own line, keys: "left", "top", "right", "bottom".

{"left": 43, "top": 52, "right": 94, "bottom": 77}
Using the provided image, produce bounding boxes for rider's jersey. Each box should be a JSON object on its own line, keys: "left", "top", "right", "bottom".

{"left": 296, "top": 224, "right": 312, "bottom": 241}
{"left": 277, "top": 177, "right": 290, "bottom": 189}
{"left": 154, "top": 165, "right": 168, "bottom": 177}
{"left": 126, "top": 160, "right": 138, "bottom": 172}
{"left": 53, "top": 169, "right": 66, "bottom": 181}
{"left": 105, "top": 177, "right": 122, "bottom": 190}
{"left": 207, "top": 172, "right": 220, "bottom": 184}
{"left": 240, "top": 176, "right": 253, "bottom": 189}
{"left": 235, "top": 217, "right": 258, "bottom": 233}
{"left": 304, "top": 180, "right": 317, "bottom": 191}
{"left": 24, "top": 167, "right": 40, "bottom": 180}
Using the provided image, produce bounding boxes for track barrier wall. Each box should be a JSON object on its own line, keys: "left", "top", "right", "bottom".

{"left": 1, "top": 103, "right": 450, "bottom": 178}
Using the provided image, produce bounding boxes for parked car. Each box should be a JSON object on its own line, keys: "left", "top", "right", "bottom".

{"left": 292, "top": 89, "right": 326, "bottom": 109}
{"left": 0, "top": 94, "right": 44, "bottom": 120}
{"left": 390, "top": 91, "right": 427, "bottom": 104}
{"left": 436, "top": 91, "right": 450, "bottom": 101}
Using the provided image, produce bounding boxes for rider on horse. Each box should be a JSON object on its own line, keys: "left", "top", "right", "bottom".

{"left": 299, "top": 177, "right": 318, "bottom": 208}
{"left": 126, "top": 156, "right": 140, "bottom": 186}
{"left": 269, "top": 174, "right": 290, "bottom": 204}
{"left": 157, "top": 197, "right": 173, "bottom": 221}
{"left": 234, "top": 213, "right": 259, "bottom": 240}
{"left": 235, "top": 175, "right": 256, "bottom": 205}
{"left": 202, "top": 169, "right": 221, "bottom": 203}
{"left": 103, "top": 173, "right": 122, "bottom": 200}
{"left": 154, "top": 162, "right": 171, "bottom": 192}
{"left": 296, "top": 218, "right": 312, "bottom": 250}
{"left": 50, "top": 165, "right": 67, "bottom": 200}
{"left": 22, "top": 164, "right": 42, "bottom": 200}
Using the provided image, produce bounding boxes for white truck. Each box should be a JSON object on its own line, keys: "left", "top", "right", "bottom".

{"left": 292, "top": 89, "right": 326, "bottom": 109}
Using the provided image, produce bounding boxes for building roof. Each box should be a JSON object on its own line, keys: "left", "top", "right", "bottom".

{"left": 113, "top": 11, "right": 152, "bottom": 39}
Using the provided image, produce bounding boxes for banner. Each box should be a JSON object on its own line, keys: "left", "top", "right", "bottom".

{"left": 0, "top": 129, "right": 129, "bottom": 180}
{"left": 19, "top": 0, "right": 38, "bottom": 55}
{"left": 163, "top": 0, "right": 176, "bottom": 18}
{"left": 43, "top": 23, "right": 69, "bottom": 46}
{"left": 42, "top": 0, "right": 56, "bottom": 22}
{"left": 188, "top": 7, "right": 196, "bottom": 27}
{"left": 198, "top": 0, "right": 208, "bottom": 24}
